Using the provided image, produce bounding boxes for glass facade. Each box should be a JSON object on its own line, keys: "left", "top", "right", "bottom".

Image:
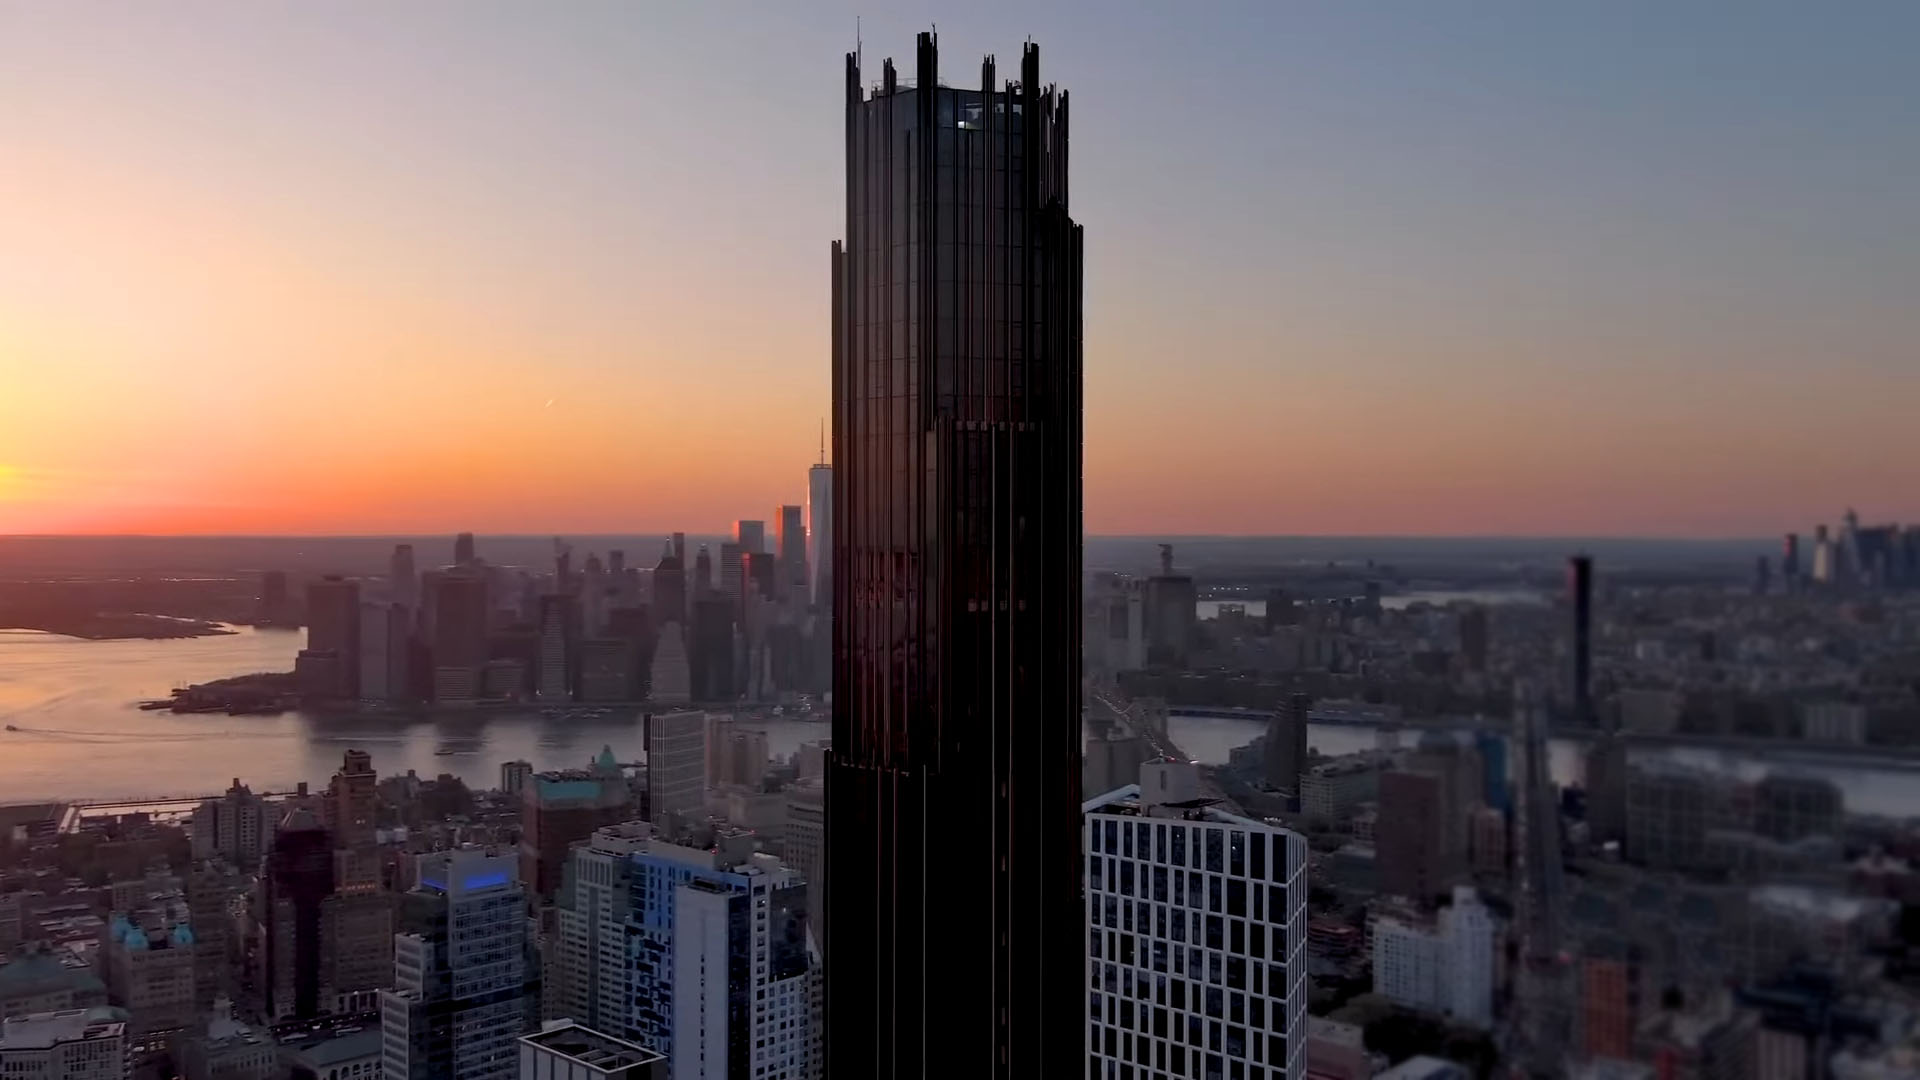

{"left": 826, "top": 32, "right": 1085, "bottom": 1079}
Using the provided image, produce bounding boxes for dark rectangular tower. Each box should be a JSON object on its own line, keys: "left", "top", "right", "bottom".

{"left": 825, "top": 33, "right": 1084, "bottom": 1080}
{"left": 1568, "top": 554, "right": 1593, "bottom": 724}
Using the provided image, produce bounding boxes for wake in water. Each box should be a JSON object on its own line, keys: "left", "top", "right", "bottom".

{"left": 1, "top": 724, "right": 279, "bottom": 743}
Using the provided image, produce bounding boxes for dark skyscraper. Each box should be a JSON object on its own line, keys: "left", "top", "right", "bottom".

{"left": 305, "top": 575, "right": 361, "bottom": 698}
{"left": 1782, "top": 531, "right": 1801, "bottom": 590}
{"left": 1568, "top": 554, "right": 1593, "bottom": 724}
{"left": 651, "top": 540, "right": 686, "bottom": 628}
{"left": 454, "top": 531, "right": 475, "bottom": 566}
{"left": 826, "top": 34, "right": 1084, "bottom": 1079}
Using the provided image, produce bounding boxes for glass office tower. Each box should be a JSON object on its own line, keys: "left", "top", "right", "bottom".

{"left": 826, "top": 32, "right": 1085, "bottom": 1079}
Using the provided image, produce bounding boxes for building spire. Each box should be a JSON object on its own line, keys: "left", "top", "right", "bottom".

{"left": 819, "top": 417, "right": 826, "bottom": 465}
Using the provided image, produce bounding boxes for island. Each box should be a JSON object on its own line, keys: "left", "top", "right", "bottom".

{"left": 142, "top": 671, "right": 299, "bottom": 715}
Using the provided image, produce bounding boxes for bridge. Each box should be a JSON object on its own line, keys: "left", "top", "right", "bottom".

{"left": 1089, "top": 685, "right": 1245, "bottom": 814}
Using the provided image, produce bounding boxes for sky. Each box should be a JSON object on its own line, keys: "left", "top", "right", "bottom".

{"left": 2, "top": 2, "right": 1916, "bottom": 538}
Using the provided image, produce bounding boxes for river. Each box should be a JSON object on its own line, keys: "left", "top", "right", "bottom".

{"left": 1, "top": 627, "right": 1914, "bottom": 819}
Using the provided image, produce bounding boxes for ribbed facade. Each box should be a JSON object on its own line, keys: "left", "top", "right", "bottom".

{"left": 825, "top": 32, "right": 1084, "bottom": 1079}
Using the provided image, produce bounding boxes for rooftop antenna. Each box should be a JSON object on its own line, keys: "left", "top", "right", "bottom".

{"left": 819, "top": 418, "right": 827, "bottom": 465}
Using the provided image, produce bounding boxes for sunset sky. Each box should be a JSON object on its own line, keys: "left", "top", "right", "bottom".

{"left": 3, "top": 1, "right": 1915, "bottom": 537}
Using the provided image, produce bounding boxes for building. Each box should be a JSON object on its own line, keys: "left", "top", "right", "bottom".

{"left": 1300, "top": 759, "right": 1378, "bottom": 823}
{"left": 501, "top": 761, "right": 534, "bottom": 798}
{"left": 191, "top": 780, "right": 275, "bottom": 867}
{"left": 1083, "top": 733, "right": 1148, "bottom": 799}
{"left": 1145, "top": 546, "right": 1198, "bottom": 668}
{"left": 255, "top": 807, "right": 335, "bottom": 1023}
{"left": 1751, "top": 775, "right": 1842, "bottom": 844}
{"left": 1304, "top": 1017, "right": 1375, "bottom": 1080}
{"left": 650, "top": 544, "right": 686, "bottom": 630}
{"left": 718, "top": 542, "right": 746, "bottom": 617}
{"left": 0, "top": 951, "right": 108, "bottom": 1020}
{"left": 0, "top": 1009, "right": 126, "bottom": 1080}
{"left": 782, "top": 780, "right": 825, "bottom": 949}
{"left": 687, "top": 601, "right": 734, "bottom": 704}
{"left": 381, "top": 851, "right": 533, "bottom": 1080}
{"left": 280, "top": 1026, "right": 384, "bottom": 1080}
{"left": 774, "top": 504, "right": 806, "bottom": 601}
{"left": 537, "top": 595, "right": 576, "bottom": 703}
{"left": 577, "top": 639, "right": 635, "bottom": 703}
{"left": 671, "top": 872, "right": 815, "bottom": 1080}
{"left": 1263, "top": 694, "right": 1312, "bottom": 805}
{"left": 643, "top": 712, "right": 706, "bottom": 827}
{"left": 432, "top": 572, "right": 490, "bottom": 705}
{"left": 321, "top": 753, "right": 392, "bottom": 1018}
{"left": 1800, "top": 702, "right": 1867, "bottom": 745}
{"left": 552, "top": 825, "right": 650, "bottom": 1034}
{"left": 648, "top": 624, "right": 690, "bottom": 705}
{"left": 307, "top": 577, "right": 362, "bottom": 699}
{"left": 454, "top": 533, "right": 476, "bottom": 566}
{"left": 1374, "top": 1058, "right": 1471, "bottom": 1080}
{"left": 827, "top": 33, "right": 1084, "bottom": 1078}
{"left": 621, "top": 831, "right": 819, "bottom": 1080}
{"left": 1086, "top": 762, "right": 1307, "bottom": 1080}
{"left": 99, "top": 913, "right": 197, "bottom": 1040}
{"left": 176, "top": 1000, "right": 276, "bottom": 1080}
{"left": 520, "top": 756, "right": 634, "bottom": 901}
{"left": 1568, "top": 556, "right": 1594, "bottom": 723}
{"left": 518, "top": 1022, "right": 663, "bottom": 1080}
{"left": 806, "top": 463, "right": 832, "bottom": 607}
{"left": 1378, "top": 770, "right": 1451, "bottom": 902}
{"left": 1369, "top": 888, "right": 1495, "bottom": 1028}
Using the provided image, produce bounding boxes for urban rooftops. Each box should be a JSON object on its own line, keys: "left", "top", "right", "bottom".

{"left": 521, "top": 1022, "right": 665, "bottom": 1075}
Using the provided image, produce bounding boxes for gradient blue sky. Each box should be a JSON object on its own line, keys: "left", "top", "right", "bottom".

{"left": 2, "top": 1, "right": 1915, "bottom": 536}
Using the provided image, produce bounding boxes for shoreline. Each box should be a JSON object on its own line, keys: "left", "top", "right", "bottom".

{"left": 0, "top": 615, "right": 236, "bottom": 641}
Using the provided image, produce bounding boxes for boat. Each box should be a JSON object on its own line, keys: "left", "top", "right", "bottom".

{"left": 3, "top": 725, "right": 16, "bottom": 732}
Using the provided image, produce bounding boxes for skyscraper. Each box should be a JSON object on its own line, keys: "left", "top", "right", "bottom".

{"left": 432, "top": 571, "right": 489, "bottom": 705}
{"left": 380, "top": 851, "right": 533, "bottom": 1080}
{"left": 650, "top": 542, "right": 686, "bottom": 629}
{"left": 537, "top": 595, "right": 575, "bottom": 703}
{"left": 306, "top": 576, "right": 361, "bottom": 699}
{"left": 1085, "top": 761, "right": 1307, "bottom": 1080}
{"left": 391, "top": 544, "right": 419, "bottom": 612}
{"left": 643, "top": 711, "right": 706, "bottom": 826}
{"left": 454, "top": 532, "right": 476, "bottom": 566}
{"left": 775, "top": 504, "right": 806, "bottom": 601}
{"left": 807, "top": 461, "right": 832, "bottom": 608}
{"left": 1262, "top": 693, "right": 1312, "bottom": 807}
{"left": 519, "top": 754, "right": 635, "bottom": 901}
{"left": 827, "top": 34, "right": 1085, "bottom": 1078}
{"left": 1568, "top": 555, "right": 1593, "bottom": 724}
{"left": 649, "top": 624, "right": 691, "bottom": 705}
{"left": 256, "top": 807, "right": 333, "bottom": 1023}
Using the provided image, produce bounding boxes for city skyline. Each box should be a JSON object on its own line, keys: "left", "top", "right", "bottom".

{"left": 6, "top": 3, "right": 1918, "bottom": 538}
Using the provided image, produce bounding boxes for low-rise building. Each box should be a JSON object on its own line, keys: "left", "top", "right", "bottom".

{"left": 518, "top": 1022, "right": 663, "bottom": 1080}
{"left": 0, "top": 1008, "right": 126, "bottom": 1080}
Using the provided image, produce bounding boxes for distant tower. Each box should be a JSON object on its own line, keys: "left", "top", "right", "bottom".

{"left": 454, "top": 532, "right": 476, "bottom": 566}
{"left": 649, "top": 623, "right": 691, "bottom": 705}
{"left": 693, "top": 545, "right": 713, "bottom": 598}
{"left": 808, "top": 426, "right": 833, "bottom": 609}
{"left": 1510, "top": 683, "right": 1571, "bottom": 1076}
{"left": 652, "top": 540, "right": 687, "bottom": 628}
{"left": 732, "top": 519, "right": 766, "bottom": 554}
{"left": 775, "top": 504, "right": 806, "bottom": 603}
{"left": 1754, "top": 555, "right": 1772, "bottom": 596}
{"left": 389, "top": 543, "right": 418, "bottom": 612}
{"left": 1781, "top": 533, "right": 1801, "bottom": 592}
{"left": 1813, "top": 524, "right": 1834, "bottom": 584}
{"left": 1567, "top": 555, "right": 1593, "bottom": 724}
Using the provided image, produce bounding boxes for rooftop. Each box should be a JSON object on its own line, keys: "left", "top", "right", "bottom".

{"left": 278, "top": 1027, "right": 382, "bottom": 1067}
{"left": 521, "top": 1022, "right": 665, "bottom": 1074}
{"left": 0, "top": 1008, "right": 126, "bottom": 1049}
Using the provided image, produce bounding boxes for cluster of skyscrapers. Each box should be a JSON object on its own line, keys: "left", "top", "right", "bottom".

{"left": 290, "top": 498, "right": 835, "bottom": 709}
